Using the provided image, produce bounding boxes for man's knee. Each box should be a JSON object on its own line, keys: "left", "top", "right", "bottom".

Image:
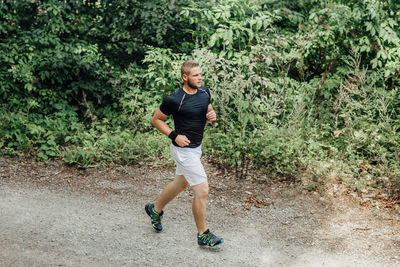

{"left": 194, "top": 182, "right": 209, "bottom": 198}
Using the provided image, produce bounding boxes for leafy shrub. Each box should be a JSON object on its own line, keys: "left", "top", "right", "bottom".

{"left": 0, "top": 107, "right": 81, "bottom": 160}
{"left": 62, "top": 128, "right": 170, "bottom": 168}
{"left": 1, "top": 0, "right": 399, "bottom": 198}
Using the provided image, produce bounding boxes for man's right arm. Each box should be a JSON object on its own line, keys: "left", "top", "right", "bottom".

{"left": 151, "top": 108, "right": 190, "bottom": 147}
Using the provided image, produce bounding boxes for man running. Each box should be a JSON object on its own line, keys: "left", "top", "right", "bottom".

{"left": 145, "top": 60, "right": 224, "bottom": 248}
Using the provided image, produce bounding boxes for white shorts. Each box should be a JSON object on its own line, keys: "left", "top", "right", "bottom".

{"left": 170, "top": 143, "right": 207, "bottom": 186}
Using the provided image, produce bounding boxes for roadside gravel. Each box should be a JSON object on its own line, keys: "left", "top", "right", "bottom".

{"left": 1, "top": 157, "right": 399, "bottom": 266}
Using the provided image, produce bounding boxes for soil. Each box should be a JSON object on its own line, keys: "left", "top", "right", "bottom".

{"left": 1, "top": 156, "right": 399, "bottom": 267}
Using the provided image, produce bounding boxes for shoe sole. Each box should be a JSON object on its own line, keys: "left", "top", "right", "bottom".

{"left": 198, "top": 239, "right": 224, "bottom": 249}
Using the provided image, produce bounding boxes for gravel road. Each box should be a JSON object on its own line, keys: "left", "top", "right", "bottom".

{"left": 1, "top": 157, "right": 399, "bottom": 266}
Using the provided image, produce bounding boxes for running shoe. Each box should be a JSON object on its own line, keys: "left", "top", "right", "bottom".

{"left": 197, "top": 229, "right": 224, "bottom": 247}
{"left": 145, "top": 203, "right": 163, "bottom": 232}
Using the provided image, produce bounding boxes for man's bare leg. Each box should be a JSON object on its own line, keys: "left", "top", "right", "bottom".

{"left": 192, "top": 181, "right": 209, "bottom": 234}
{"left": 154, "top": 175, "right": 189, "bottom": 213}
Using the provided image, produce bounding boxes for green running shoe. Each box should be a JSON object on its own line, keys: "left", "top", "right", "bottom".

{"left": 197, "top": 229, "right": 224, "bottom": 247}
{"left": 145, "top": 203, "right": 163, "bottom": 232}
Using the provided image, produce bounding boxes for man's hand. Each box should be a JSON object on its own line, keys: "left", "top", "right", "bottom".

{"left": 175, "top": 134, "right": 191, "bottom": 147}
{"left": 206, "top": 110, "right": 217, "bottom": 122}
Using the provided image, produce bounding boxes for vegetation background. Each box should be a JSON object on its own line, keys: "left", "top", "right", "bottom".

{"left": 1, "top": 0, "right": 399, "bottom": 199}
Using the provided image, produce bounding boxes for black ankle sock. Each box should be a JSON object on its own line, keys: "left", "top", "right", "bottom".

{"left": 200, "top": 229, "right": 209, "bottom": 235}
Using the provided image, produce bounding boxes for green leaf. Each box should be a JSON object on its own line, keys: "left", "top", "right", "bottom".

{"left": 37, "top": 152, "right": 48, "bottom": 160}
{"left": 209, "top": 33, "right": 218, "bottom": 47}
{"left": 370, "top": 27, "right": 376, "bottom": 36}
{"left": 228, "top": 29, "right": 233, "bottom": 43}
{"left": 255, "top": 19, "right": 263, "bottom": 31}
{"left": 247, "top": 29, "right": 254, "bottom": 41}
{"left": 40, "top": 144, "right": 50, "bottom": 151}
{"left": 47, "top": 139, "right": 57, "bottom": 146}
{"left": 47, "top": 151, "right": 56, "bottom": 156}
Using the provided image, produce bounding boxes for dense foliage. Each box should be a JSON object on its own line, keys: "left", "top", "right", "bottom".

{"left": 1, "top": 0, "right": 399, "bottom": 197}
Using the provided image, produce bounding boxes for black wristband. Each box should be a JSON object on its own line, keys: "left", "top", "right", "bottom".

{"left": 168, "top": 131, "right": 178, "bottom": 141}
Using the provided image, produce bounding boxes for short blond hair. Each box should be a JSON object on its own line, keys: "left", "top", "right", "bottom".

{"left": 181, "top": 60, "right": 199, "bottom": 77}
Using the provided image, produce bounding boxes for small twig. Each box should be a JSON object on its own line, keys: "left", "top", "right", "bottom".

{"left": 82, "top": 90, "right": 96, "bottom": 121}
{"left": 353, "top": 227, "right": 371, "bottom": 231}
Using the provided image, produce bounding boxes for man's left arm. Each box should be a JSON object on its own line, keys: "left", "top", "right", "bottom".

{"left": 206, "top": 104, "right": 217, "bottom": 122}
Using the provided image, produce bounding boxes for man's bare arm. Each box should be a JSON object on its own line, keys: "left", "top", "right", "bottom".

{"left": 152, "top": 108, "right": 191, "bottom": 147}
{"left": 206, "top": 104, "right": 217, "bottom": 122}
{"left": 151, "top": 108, "right": 172, "bottom": 136}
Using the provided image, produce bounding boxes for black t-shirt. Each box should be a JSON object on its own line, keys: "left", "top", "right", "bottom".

{"left": 159, "top": 87, "right": 211, "bottom": 148}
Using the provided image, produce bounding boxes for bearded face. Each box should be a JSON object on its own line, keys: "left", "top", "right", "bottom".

{"left": 185, "top": 67, "right": 202, "bottom": 89}
{"left": 188, "top": 79, "right": 200, "bottom": 89}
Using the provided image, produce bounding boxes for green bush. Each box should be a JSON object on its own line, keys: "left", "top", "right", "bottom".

{"left": 62, "top": 129, "right": 170, "bottom": 168}
{"left": 0, "top": 107, "right": 81, "bottom": 160}
{"left": 1, "top": 0, "right": 399, "bottom": 198}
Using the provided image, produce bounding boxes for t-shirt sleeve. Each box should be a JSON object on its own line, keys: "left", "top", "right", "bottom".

{"left": 159, "top": 96, "right": 177, "bottom": 116}
{"left": 206, "top": 87, "right": 211, "bottom": 104}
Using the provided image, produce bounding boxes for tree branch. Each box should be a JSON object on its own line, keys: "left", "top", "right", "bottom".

{"left": 314, "top": 58, "right": 338, "bottom": 119}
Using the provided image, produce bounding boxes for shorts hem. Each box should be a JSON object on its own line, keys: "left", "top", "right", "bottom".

{"left": 189, "top": 178, "right": 207, "bottom": 187}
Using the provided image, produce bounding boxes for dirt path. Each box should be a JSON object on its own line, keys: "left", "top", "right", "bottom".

{"left": 0, "top": 157, "right": 399, "bottom": 266}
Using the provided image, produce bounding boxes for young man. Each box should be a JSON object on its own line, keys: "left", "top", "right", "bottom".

{"left": 145, "top": 60, "right": 224, "bottom": 248}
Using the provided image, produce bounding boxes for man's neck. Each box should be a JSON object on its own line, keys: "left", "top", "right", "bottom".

{"left": 182, "top": 85, "right": 198, "bottom": 95}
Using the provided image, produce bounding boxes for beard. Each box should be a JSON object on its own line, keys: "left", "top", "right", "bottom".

{"left": 187, "top": 79, "right": 200, "bottom": 89}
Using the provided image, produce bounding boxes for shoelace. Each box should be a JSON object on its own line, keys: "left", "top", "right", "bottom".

{"left": 200, "top": 232, "right": 217, "bottom": 244}
{"left": 151, "top": 213, "right": 161, "bottom": 223}
{"left": 151, "top": 211, "right": 161, "bottom": 224}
